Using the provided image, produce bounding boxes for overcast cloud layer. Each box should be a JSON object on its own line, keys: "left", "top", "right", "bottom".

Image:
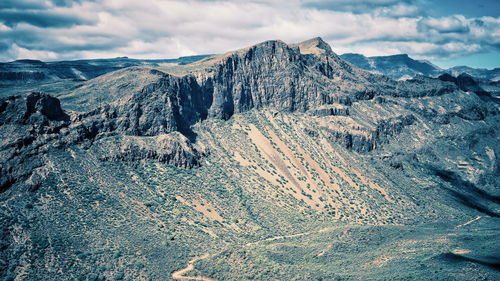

{"left": 0, "top": 0, "right": 499, "bottom": 68}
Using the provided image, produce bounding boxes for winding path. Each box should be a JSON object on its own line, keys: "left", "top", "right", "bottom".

{"left": 244, "top": 228, "right": 331, "bottom": 246}
{"left": 171, "top": 227, "right": 333, "bottom": 280}
{"left": 171, "top": 254, "right": 217, "bottom": 281}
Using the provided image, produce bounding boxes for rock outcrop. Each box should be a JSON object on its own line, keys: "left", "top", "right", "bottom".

{"left": 0, "top": 93, "right": 70, "bottom": 192}
{"left": 439, "top": 73, "right": 488, "bottom": 94}
{"left": 98, "top": 133, "right": 205, "bottom": 168}
{"left": 321, "top": 115, "right": 416, "bottom": 152}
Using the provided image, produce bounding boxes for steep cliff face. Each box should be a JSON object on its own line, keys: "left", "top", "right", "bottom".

{"left": 74, "top": 72, "right": 208, "bottom": 137}
{"left": 0, "top": 93, "right": 70, "bottom": 192}
{"left": 198, "top": 40, "right": 323, "bottom": 119}
{"left": 186, "top": 38, "right": 454, "bottom": 120}
{"left": 320, "top": 114, "right": 416, "bottom": 152}
{"left": 0, "top": 80, "right": 209, "bottom": 193}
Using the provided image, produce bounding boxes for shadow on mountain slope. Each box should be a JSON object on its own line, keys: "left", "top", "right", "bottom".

{"left": 431, "top": 167, "right": 500, "bottom": 217}
{"left": 438, "top": 253, "right": 500, "bottom": 271}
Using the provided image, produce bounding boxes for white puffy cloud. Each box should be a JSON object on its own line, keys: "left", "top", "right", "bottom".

{"left": 0, "top": 0, "right": 498, "bottom": 63}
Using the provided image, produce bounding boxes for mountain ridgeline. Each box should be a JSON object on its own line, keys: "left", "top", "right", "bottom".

{"left": 0, "top": 38, "right": 499, "bottom": 280}
{"left": 340, "top": 52, "right": 500, "bottom": 82}
{"left": 2, "top": 38, "right": 461, "bottom": 181}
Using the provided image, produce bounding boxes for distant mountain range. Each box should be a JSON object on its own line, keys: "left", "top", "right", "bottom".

{"left": 0, "top": 55, "right": 211, "bottom": 84}
{"left": 340, "top": 53, "right": 500, "bottom": 81}
{"left": 1, "top": 50, "right": 498, "bottom": 87}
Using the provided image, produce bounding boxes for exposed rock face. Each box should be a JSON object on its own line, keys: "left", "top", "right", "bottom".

{"left": 0, "top": 38, "right": 495, "bottom": 191}
{"left": 455, "top": 73, "right": 486, "bottom": 94}
{"left": 308, "top": 105, "right": 350, "bottom": 117}
{"left": 0, "top": 93, "right": 70, "bottom": 193}
{"left": 190, "top": 38, "right": 454, "bottom": 120}
{"left": 74, "top": 72, "right": 208, "bottom": 137}
{"left": 98, "top": 133, "right": 205, "bottom": 168}
{"left": 0, "top": 87, "right": 207, "bottom": 193}
{"left": 439, "top": 72, "right": 490, "bottom": 95}
{"left": 321, "top": 115, "right": 416, "bottom": 152}
{"left": 0, "top": 38, "right": 463, "bottom": 192}
{"left": 1, "top": 92, "right": 68, "bottom": 125}
{"left": 25, "top": 92, "right": 68, "bottom": 121}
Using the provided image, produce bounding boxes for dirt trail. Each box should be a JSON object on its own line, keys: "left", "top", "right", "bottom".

{"left": 245, "top": 227, "right": 332, "bottom": 246}
{"left": 455, "top": 216, "right": 482, "bottom": 228}
{"left": 171, "top": 254, "right": 217, "bottom": 281}
{"left": 172, "top": 227, "right": 334, "bottom": 280}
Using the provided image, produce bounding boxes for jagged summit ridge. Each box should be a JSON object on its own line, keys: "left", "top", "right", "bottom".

{"left": 292, "top": 37, "right": 334, "bottom": 56}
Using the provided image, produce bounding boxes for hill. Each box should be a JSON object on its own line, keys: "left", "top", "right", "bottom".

{"left": 0, "top": 37, "right": 499, "bottom": 280}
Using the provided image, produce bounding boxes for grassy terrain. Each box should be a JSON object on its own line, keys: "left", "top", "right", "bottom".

{"left": 3, "top": 107, "right": 497, "bottom": 280}
{"left": 194, "top": 221, "right": 500, "bottom": 280}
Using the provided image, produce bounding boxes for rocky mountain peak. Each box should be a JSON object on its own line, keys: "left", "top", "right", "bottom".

{"left": 293, "top": 37, "right": 334, "bottom": 56}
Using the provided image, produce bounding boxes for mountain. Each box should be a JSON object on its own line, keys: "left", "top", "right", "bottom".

{"left": 447, "top": 65, "right": 500, "bottom": 81}
{"left": 341, "top": 53, "right": 500, "bottom": 81}
{"left": 340, "top": 53, "right": 442, "bottom": 79}
{"left": 0, "top": 55, "right": 211, "bottom": 86}
{"left": 1, "top": 37, "right": 499, "bottom": 281}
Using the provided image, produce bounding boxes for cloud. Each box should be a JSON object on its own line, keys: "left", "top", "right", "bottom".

{"left": 0, "top": 0, "right": 498, "bottom": 66}
{"left": 418, "top": 15, "right": 470, "bottom": 34}
{"left": 303, "top": 0, "right": 420, "bottom": 16}
{"left": 0, "top": 10, "right": 93, "bottom": 28}
{"left": 0, "top": 0, "right": 92, "bottom": 10}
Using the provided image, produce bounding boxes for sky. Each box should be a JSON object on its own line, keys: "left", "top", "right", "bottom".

{"left": 0, "top": 0, "right": 499, "bottom": 69}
